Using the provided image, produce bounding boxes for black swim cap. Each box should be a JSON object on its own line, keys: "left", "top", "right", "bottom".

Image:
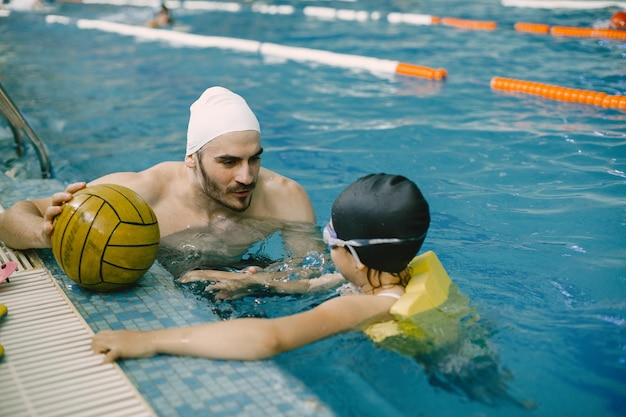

{"left": 331, "top": 173, "right": 430, "bottom": 273}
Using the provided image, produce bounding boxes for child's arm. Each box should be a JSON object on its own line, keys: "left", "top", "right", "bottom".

{"left": 91, "top": 294, "right": 394, "bottom": 363}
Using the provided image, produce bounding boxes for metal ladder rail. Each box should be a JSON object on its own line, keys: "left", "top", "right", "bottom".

{"left": 0, "top": 82, "right": 52, "bottom": 179}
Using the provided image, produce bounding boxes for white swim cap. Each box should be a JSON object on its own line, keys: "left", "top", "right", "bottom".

{"left": 186, "top": 86, "right": 260, "bottom": 155}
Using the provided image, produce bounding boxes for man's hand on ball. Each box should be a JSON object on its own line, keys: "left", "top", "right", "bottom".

{"left": 43, "top": 182, "right": 87, "bottom": 243}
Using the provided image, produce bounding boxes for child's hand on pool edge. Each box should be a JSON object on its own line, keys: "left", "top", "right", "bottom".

{"left": 92, "top": 330, "right": 156, "bottom": 363}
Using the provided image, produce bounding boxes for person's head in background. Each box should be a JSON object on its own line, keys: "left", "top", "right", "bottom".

{"left": 610, "top": 10, "right": 626, "bottom": 29}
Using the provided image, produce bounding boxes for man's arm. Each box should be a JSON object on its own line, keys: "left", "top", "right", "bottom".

{"left": 0, "top": 182, "right": 86, "bottom": 249}
{"left": 88, "top": 168, "right": 163, "bottom": 205}
{"left": 282, "top": 180, "right": 316, "bottom": 223}
{"left": 0, "top": 163, "right": 171, "bottom": 251}
{"left": 180, "top": 269, "right": 345, "bottom": 300}
{"left": 261, "top": 172, "right": 323, "bottom": 256}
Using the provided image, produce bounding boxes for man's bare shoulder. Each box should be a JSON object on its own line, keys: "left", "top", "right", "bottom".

{"left": 141, "top": 161, "right": 182, "bottom": 176}
{"left": 255, "top": 168, "right": 315, "bottom": 222}
{"left": 91, "top": 162, "right": 181, "bottom": 183}
{"left": 258, "top": 168, "right": 308, "bottom": 195}
{"left": 89, "top": 162, "right": 185, "bottom": 205}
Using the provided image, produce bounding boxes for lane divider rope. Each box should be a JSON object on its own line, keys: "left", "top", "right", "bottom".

{"left": 491, "top": 76, "right": 626, "bottom": 110}
{"left": 440, "top": 17, "right": 498, "bottom": 30}
{"left": 515, "top": 21, "right": 626, "bottom": 39}
{"left": 57, "top": 1, "right": 626, "bottom": 38}
{"left": 58, "top": 1, "right": 498, "bottom": 31}
{"left": 513, "top": 22, "right": 551, "bottom": 34}
{"left": 46, "top": 15, "right": 447, "bottom": 80}
{"left": 550, "top": 25, "right": 626, "bottom": 40}
{"left": 501, "top": 0, "right": 626, "bottom": 9}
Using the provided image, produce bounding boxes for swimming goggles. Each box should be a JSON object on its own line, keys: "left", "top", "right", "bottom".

{"left": 323, "top": 222, "right": 426, "bottom": 266}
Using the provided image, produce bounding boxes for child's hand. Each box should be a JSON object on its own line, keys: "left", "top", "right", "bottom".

{"left": 91, "top": 330, "right": 155, "bottom": 363}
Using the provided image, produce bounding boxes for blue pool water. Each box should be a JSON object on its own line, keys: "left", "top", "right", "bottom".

{"left": 1, "top": 1, "right": 625, "bottom": 416}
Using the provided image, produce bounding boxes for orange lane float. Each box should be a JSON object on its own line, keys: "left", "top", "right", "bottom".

{"left": 514, "top": 22, "right": 626, "bottom": 40}
{"left": 490, "top": 77, "right": 626, "bottom": 110}
{"left": 440, "top": 17, "right": 497, "bottom": 30}
{"left": 395, "top": 63, "right": 447, "bottom": 80}
{"left": 514, "top": 22, "right": 550, "bottom": 34}
{"left": 550, "top": 26, "right": 626, "bottom": 40}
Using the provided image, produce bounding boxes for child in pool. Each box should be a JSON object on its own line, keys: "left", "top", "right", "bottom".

{"left": 91, "top": 173, "right": 430, "bottom": 362}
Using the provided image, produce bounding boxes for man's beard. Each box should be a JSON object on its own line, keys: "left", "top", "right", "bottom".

{"left": 197, "top": 162, "right": 255, "bottom": 212}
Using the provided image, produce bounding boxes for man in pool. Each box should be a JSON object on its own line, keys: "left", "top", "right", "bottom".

{"left": 0, "top": 86, "right": 320, "bottom": 267}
